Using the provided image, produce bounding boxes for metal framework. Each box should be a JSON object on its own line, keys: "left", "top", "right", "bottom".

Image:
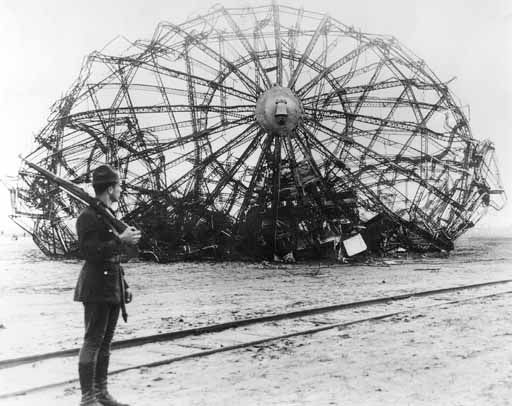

{"left": 10, "top": 3, "right": 506, "bottom": 261}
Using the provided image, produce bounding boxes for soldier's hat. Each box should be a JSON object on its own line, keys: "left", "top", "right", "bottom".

{"left": 92, "top": 164, "right": 119, "bottom": 186}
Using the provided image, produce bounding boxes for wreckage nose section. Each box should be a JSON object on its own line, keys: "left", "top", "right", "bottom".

{"left": 474, "top": 140, "right": 506, "bottom": 212}
{"left": 255, "top": 86, "right": 303, "bottom": 133}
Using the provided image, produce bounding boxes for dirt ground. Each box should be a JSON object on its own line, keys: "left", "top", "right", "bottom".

{"left": 1, "top": 234, "right": 512, "bottom": 405}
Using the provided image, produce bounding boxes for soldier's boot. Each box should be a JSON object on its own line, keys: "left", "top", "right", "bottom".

{"left": 79, "top": 362, "right": 102, "bottom": 406}
{"left": 95, "top": 354, "right": 130, "bottom": 406}
{"left": 80, "top": 392, "right": 102, "bottom": 406}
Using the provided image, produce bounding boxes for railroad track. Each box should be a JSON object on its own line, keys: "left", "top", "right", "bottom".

{"left": 1, "top": 279, "right": 511, "bottom": 400}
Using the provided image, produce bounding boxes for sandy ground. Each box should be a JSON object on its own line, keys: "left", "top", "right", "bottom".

{"left": 1, "top": 235, "right": 512, "bottom": 405}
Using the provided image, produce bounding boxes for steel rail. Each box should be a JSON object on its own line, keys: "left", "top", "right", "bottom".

{"left": 1, "top": 287, "right": 510, "bottom": 400}
{"left": 0, "top": 279, "right": 510, "bottom": 370}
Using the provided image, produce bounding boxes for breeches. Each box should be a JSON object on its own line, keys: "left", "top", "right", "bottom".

{"left": 78, "top": 303, "right": 120, "bottom": 365}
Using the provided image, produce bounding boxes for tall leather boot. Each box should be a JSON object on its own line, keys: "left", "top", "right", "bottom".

{"left": 79, "top": 362, "right": 102, "bottom": 406}
{"left": 95, "top": 354, "right": 130, "bottom": 406}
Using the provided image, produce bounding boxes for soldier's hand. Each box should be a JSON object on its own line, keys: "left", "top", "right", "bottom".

{"left": 119, "top": 227, "right": 141, "bottom": 245}
{"left": 125, "top": 288, "right": 133, "bottom": 303}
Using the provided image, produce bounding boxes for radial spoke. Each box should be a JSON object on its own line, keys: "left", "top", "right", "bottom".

{"left": 206, "top": 128, "right": 265, "bottom": 205}
{"left": 301, "top": 79, "right": 419, "bottom": 107}
{"left": 287, "top": 7, "right": 304, "bottom": 76}
{"left": 272, "top": 2, "right": 283, "bottom": 85}
{"left": 125, "top": 117, "right": 258, "bottom": 188}
{"left": 299, "top": 123, "right": 393, "bottom": 213}
{"left": 89, "top": 54, "right": 256, "bottom": 103}
{"left": 297, "top": 41, "right": 375, "bottom": 97}
{"left": 304, "top": 120, "right": 465, "bottom": 211}
{"left": 288, "top": 14, "right": 329, "bottom": 89}
{"left": 303, "top": 95, "right": 447, "bottom": 112}
{"left": 222, "top": 7, "right": 272, "bottom": 89}
{"left": 236, "top": 132, "right": 274, "bottom": 223}
{"left": 66, "top": 104, "right": 255, "bottom": 122}
{"left": 303, "top": 107, "right": 446, "bottom": 140}
{"left": 163, "top": 122, "right": 260, "bottom": 195}
{"left": 281, "top": 129, "right": 305, "bottom": 203}
{"left": 271, "top": 131, "right": 282, "bottom": 252}
{"left": 165, "top": 23, "right": 263, "bottom": 95}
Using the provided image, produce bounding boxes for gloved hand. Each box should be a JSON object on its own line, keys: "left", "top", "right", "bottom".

{"left": 119, "top": 227, "right": 141, "bottom": 246}
{"left": 125, "top": 288, "right": 133, "bottom": 303}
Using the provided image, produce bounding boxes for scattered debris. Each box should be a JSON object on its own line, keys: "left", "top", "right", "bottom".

{"left": 414, "top": 268, "right": 441, "bottom": 272}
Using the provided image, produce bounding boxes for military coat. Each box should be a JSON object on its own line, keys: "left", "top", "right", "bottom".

{"left": 74, "top": 206, "right": 128, "bottom": 304}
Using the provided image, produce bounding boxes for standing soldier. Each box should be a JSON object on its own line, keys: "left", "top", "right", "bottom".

{"left": 74, "top": 165, "right": 141, "bottom": 406}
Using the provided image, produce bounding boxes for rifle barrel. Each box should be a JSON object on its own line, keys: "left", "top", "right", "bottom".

{"left": 20, "top": 156, "right": 129, "bottom": 234}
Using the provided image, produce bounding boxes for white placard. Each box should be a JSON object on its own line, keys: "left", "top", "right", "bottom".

{"left": 342, "top": 233, "right": 367, "bottom": 256}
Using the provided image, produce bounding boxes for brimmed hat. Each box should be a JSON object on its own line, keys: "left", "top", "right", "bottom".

{"left": 92, "top": 165, "right": 119, "bottom": 186}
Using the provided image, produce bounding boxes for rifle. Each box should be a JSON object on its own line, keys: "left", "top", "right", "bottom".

{"left": 20, "top": 156, "right": 136, "bottom": 322}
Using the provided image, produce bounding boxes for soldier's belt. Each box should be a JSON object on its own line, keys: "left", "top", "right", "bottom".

{"left": 104, "top": 255, "right": 121, "bottom": 263}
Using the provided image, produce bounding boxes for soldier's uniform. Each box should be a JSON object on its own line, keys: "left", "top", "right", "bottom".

{"left": 75, "top": 206, "right": 126, "bottom": 303}
{"left": 75, "top": 165, "right": 130, "bottom": 406}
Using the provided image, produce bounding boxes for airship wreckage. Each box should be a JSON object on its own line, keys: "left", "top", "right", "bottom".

{"left": 8, "top": 3, "right": 506, "bottom": 262}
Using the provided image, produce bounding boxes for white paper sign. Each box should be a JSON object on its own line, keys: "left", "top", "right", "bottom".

{"left": 342, "top": 233, "right": 367, "bottom": 256}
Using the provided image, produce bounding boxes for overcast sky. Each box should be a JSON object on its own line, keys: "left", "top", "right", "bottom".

{"left": 0, "top": 0, "right": 510, "bottom": 233}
